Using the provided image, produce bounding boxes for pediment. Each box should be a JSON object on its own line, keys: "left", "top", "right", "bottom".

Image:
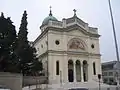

{"left": 67, "top": 29, "right": 88, "bottom": 37}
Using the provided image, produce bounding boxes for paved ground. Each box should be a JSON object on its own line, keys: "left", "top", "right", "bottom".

{"left": 23, "top": 82, "right": 118, "bottom": 90}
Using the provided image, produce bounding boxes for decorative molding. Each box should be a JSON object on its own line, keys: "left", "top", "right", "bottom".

{"left": 38, "top": 50, "right": 101, "bottom": 58}
{"left": 33, "top": 24, "right": 100, "bottom": 46}
{"left": 68, "top": 38, "right": 86, "bottom": 50}
{"left": 33, "top": 29, "right": 48, "bottom": 46}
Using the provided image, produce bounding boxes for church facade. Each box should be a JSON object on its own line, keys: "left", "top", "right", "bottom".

{"left": 33, "top": 9, "right": 102, "bottom": 85}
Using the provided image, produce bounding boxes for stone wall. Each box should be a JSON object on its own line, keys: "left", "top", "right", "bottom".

{"left": 0, "top": 72, "right": 22, "bottom": 90}
{"left": 23, "top": 76, "right": 47, "bottom": 86}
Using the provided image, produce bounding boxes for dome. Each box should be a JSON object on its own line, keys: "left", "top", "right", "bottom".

{"left": 42, "top": 8, "right": 58, "bottom": 25}
{"left": 42, "top": 15, "right": 58, "bottom": 25}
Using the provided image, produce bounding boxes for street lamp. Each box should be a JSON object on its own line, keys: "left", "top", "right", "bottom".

{"left": 98, "top": 74, "right": 101, "bottom": 90}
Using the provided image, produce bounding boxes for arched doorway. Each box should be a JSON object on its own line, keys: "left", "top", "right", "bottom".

{"left": 68, "top": 60, "right": 74, "bottom": 82}
{"left": 83, "top": 60, "right": 88, "bottom": 82}
{"left": 76, "top": 60, "right": 81, "bottom": 82}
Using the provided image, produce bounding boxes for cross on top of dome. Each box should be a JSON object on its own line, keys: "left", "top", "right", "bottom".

{"left": 49, "top": 6, "right": 52, "bottom": 16}
{"left": 42, "top": 6, "right": 58, "bottom": 25}
{"left": 73, "top": 9, "right": 77, "bottom": 16}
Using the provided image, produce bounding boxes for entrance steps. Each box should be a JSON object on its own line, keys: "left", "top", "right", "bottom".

{"left": 23, "top": 82, "right": 118, "bottom": 90}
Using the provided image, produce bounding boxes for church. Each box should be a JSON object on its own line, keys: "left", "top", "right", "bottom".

{"left": 33, "top": 8, "right": 102, "bottom": 86}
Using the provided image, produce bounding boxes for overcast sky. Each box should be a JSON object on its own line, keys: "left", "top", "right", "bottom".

{"left": 0, "top": 0, "right": 120, "bottom": 62}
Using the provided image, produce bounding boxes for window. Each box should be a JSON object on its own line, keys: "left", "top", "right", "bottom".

{"left": 41, "top": 44, "right": 43, "bottom": 48}
{"left": 103, "top": 78, "right": 108, "bottom": 83}
{"left": 109, "top": 78, "right": 114, "bottom": 82}
{"left": 55, "top": 40, "right": 60, "bottom": 45}
{"left": 104, "top": 72, "right": 107, "bottom": 76}
{"left": 56, "top": 61, "right": 59, "bottom": 75}
{"left": 93, "top": 62, "right": 96, "bottom": 75}
{"left": 109, "top": 72, "right": 113, "bottom": 76}
{"left": 91, "top": 44, "right": 94, "bottom": 49}
{"left": 109, "top": 78, "right": 114, "bottom": 85}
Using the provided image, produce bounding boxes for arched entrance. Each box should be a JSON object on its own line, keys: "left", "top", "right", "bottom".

{"left": 83, "top": 60, "right": 88, "bottom": 82}
{"left": 68, "top": 60, "right": 74, "bottom": 82}
{"left": 76, "top": 60, "right": 81, "bottom": 82}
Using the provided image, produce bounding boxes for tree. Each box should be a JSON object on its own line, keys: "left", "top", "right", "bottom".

{"left": 0, "top": 12, "right": 18, "bottom": 72}
{"left": 16, "top": 11, "right": 43, "bottom": 75}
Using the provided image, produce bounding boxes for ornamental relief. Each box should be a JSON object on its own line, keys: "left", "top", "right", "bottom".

{"left": 68, "top": 38, "right": 86, "bottom": 50}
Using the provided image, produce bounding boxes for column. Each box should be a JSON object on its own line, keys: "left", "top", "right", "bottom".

{"left": 74, "top": 61, "right": 76, "bottom": 82}
{"left": 81, "top": 64, "right": 84, "bottom": 82}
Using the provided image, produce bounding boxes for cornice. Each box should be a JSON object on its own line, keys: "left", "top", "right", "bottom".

{"left": 33, "top": 24, "right": 100, "bottom": 46}
{"left": 38, "top": 50, "right": 101, "bottom": 58}
{"left": 65, "top": 24, "right": 100, "bottom": 38}
{"left": 33, "top": 29, "right": 48, "bottom": 46}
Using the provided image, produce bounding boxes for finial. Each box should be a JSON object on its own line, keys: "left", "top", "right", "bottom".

{"left": 49, "top": 6, "right": 52, "bottom": 16}
{"left": 73, "top": 9, "right": 77, "bottom": 16}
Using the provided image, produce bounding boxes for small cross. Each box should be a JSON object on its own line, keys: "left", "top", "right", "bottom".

{"left": 50, "top": 6, "right": 52, "bottom": 11}
{"left": 73, "top": 9, "right": 76, "bottom": 16}
{"left": 49, "top": 6, "right": 52, "bottom": 16}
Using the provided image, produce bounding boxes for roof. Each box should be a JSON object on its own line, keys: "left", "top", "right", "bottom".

{"left": 42, "top": 15, "right": 58, "bottom": 25}
{"left": 42, "top": 8, "right": 58, "bottom": 25}
{"left": 102, "top": 61, "right": 117, "bottom": 66}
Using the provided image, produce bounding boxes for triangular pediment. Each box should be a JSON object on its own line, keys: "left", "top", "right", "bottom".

{"left": 66, "top": 27, "right": 88, "bottom": 37}
{"left": 65, "top": 24, "right": 100, "bottom": 38}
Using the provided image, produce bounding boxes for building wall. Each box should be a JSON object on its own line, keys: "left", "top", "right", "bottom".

{"left": 46, "top": 29, "right": 101, "bottom": 84}
{"left": 34, "top": 33, "right": 48, "bottom": 56}
{"left": 88, "top": 37, "right": 100, "bottom": 54}
{"left": 48, "top": 30, "right": 100, "bottom": 54}
{"left": 48, "top": 54, "right": 101, "bottom": 84}
{"left": 33, "top": 16, "right": 101, "bottom": 84}
{"left": 23, "top": 76, "right": 47, "bottom": 86}
{"left": 102, "top": 61, "right": 117, "bottom": 85}
{"left": 0, "top": 72, "right": 22, "bottom": 90}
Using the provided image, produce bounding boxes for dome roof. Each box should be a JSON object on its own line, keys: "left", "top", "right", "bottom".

{"left": 42, "top": 15, "right": 58, "bottom": 25}
{"left": 42, "top": 8, "right": 58, "bottom": 25}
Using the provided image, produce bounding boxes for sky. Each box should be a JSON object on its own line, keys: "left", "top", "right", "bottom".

{"left": 0, "top": 0, "right": 120, "bottom": 62}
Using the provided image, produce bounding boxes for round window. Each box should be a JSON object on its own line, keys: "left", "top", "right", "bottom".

{"left": 91, "top": 44, "right": 94, "bottom": 49}
{"left": 55, "top": 40, "right": 60, "bottom": 45}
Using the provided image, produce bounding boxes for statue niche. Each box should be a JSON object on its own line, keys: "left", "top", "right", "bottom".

{"left": 69, "top": 38, "right": 85, "bottom": 50}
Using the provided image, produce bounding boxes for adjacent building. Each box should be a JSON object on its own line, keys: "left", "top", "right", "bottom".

{"left": 102, "top": 61, "right": 117, "bottom": 85}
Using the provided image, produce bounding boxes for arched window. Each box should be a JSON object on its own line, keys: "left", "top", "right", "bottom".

{"left": 68, "top": 60, "right": 74, "bottom": 82}
{"left": 56, "top": 61, "right": 59, "bottom": 75}
{"left": 93, "top": 62, "right": 96, "bottom": 75}
{"left": 83, "top": 60, "right": 88, "bottom": 82}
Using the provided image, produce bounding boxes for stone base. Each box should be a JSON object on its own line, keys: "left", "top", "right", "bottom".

{"left": 0, "top": 72, "right": 22, "bottom": 90}
{"left": 23, "top": 81, "right": 118, "bottom": 90}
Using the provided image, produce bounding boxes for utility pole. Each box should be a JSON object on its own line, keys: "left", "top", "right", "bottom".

{"left": 108, "top": 0, "right": 120, "bottom": 86}
{"left": 108, "top": 0, "right": 119, "bottom": 61}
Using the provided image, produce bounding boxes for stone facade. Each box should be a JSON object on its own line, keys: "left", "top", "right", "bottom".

{"left": 0, "top": 72, "right": 22, "bottom": 90}
{"left": 33, "top": 11, "right": 102, "bottom": 85}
